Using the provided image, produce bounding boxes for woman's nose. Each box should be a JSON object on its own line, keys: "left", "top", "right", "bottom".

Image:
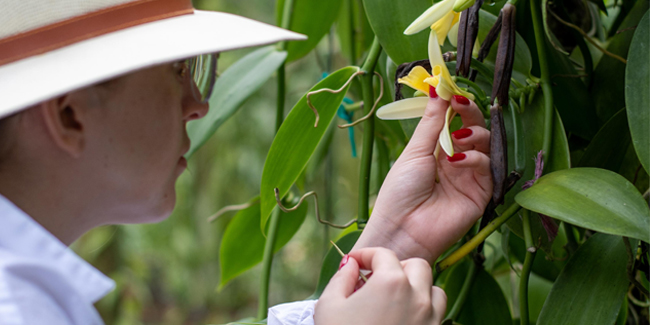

{"left": 182, "top": 79, "right": 209, "bottom": 121}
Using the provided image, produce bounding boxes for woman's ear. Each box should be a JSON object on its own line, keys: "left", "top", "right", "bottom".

{"left": 39, "top": 94, "right": 86, "bottom": 158}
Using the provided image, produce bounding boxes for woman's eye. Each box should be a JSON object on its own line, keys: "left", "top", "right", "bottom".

{"left": 173, "top": 61, "right": 188, "bottom": 79}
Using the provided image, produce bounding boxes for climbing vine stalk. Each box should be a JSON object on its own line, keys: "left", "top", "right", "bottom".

{"left": 519, "top": 209, "right": 536, "bottom": 325}
{"left": 259, "top": 0, "right": 296, "bottom": 319}
{"left": 357, "top": 38, "right": 382, "bottom": 226}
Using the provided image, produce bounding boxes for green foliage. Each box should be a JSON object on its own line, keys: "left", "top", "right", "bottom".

{"left": 336, "top": 0, "right": 374, "bottom": 64}
{"left": 219, "top": 197, "right": 308, "bottom": 288}
{"left": 362, "top": 0, "right": 430, "bottom": 64}
{"left": 187, "top": 46, "right": 287, "bottom": 157}
{"left": 276, "top": 0, "right": 344, "bottom": 62}
{"left": 537, "top": 234, "right": 631, "bottom": 325}
{"left": 516, "top": 168, "right": 650, "bottom": 242}
{"left": 625, "top": 11, "right": 650, "bottom": 173}
{"left": 594, "top": 0, "right": 649, "bottom": 124}
{"left": 444, "top": 260, "right": 512, "bottom": 324}
{"left": 260, "top": 67, "right": 360, "bottom": 231}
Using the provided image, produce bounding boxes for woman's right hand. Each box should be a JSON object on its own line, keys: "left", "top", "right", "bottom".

{"left": 314, "top": 247, "right": 446, "bottom": 325}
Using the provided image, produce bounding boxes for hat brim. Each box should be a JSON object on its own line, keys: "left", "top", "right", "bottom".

{"left": 0, "top": 10, "right": 306, "bottom": 118}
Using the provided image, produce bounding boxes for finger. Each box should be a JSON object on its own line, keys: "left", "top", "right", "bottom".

{"left": 404, "top": 95, "right": 450, "bottom": 156}
{"left": 320, "top": 256, "right": 360, "bottom": 299}
{"left": 431, "top": 286, "right": 447, "bottom": 324}
{"left": 444, "top": 150, "right": 492, "bottom": 178}
{"left": 401, "top": 258, "right": 433, "bottom": 298}
{"left": 451, "top": 95, "right": 486, "bottom": 128}
{"left": 348, "top": 247, "right": 404, "bottom": 274}
{"left": 451, "top": 126, "right": 490, "bottom": 154}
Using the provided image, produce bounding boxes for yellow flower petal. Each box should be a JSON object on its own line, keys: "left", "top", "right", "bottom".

{"left": 404, "top": 0, "right": 456, "bottom": 35}
{"left": 376, "top": 97, "right": 430, "bottom": 120}
{"left": 426, "top": 30, "right": 475, "bottom": 101}
{"left": 431, "top": 10, "right": 456, "bottom": 44}
{"left": 439, "top": 105, "right": 457, "bottom": 157}
{"left": 397, "top": 65, "right": 432, "bottom": 95}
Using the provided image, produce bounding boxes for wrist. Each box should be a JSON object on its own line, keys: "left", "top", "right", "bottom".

{"left": 352, "top": 217, "right": 437, "bottom": 264}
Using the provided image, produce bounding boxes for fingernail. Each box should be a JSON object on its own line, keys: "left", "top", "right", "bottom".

{"left": 453, "top": 95, "right": 469, "bottom": 105}
{"left": 429, "top": 86, "right": 438, "bottom": 98}
{"left": 452, "top": 128, "right": 473, "bottom": 139}
{"left": 447, "top": 152, "right": 466, "bottom": 162}
{"left": 338, "top": 255, "right": 349, "bottom": 270}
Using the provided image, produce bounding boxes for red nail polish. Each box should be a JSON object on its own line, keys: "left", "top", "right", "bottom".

{"left": 447, "top": 152, "right": 466, "bottom": 162}
{"left": 453, "top": 95, "right": 469, "bottom": 105}
{"left": 429, "top": 86, "right": 438, "bottom": 98}
{"left": 452, "top": 128, "right": 473, "bottom": 139}
{"left": 338, "top": 255, "right": 349, "bottom": 270}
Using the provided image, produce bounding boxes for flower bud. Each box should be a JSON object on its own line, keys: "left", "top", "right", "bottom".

{"left": 453, "top": 0, "right": 476, "bottom": 13}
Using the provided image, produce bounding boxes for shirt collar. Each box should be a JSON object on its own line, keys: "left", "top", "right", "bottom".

{"left": 0, "top": 194, "right": 115, "bottom": 303}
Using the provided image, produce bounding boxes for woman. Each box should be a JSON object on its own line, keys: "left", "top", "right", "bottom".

{"left": 0, "top": 0, "right": 492, "bottom": 324}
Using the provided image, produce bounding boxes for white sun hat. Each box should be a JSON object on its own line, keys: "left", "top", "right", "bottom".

{"left": 0, "top": 0, "right": 306, "bottom": 119}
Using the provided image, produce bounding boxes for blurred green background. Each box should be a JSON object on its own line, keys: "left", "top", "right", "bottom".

{"left": 71, "top": 0, "right": 371, "bottom": 324}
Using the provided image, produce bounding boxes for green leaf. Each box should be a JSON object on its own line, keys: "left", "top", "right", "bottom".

{"left": 500, "top": 93, "right": 571, "bottom": 251}
{"left": 515, "top": 168, "right": 650, "bottom": 242}
{"left": 219, "top": 197, "right": 308, "bottom": 288}
{"left": 260, "top": 66, "right": 360, "bottom": 231}
{"left": 537, "top": 233, "right": 630, "bottom": 325}
{"left": 444, "top": 261, "right": 512, "bottom": 324}
{"left": 187, "top": 47, "right": 287, "bottom": 157}
{"left": 336, "top": 0, "right": 374, "bottom": 64}
{"left": 625, "top": 10, "right": 650, "bottom": 174}
{"left": 311, "top": 230, "right": 362, "bottom": 298}
{"left": 578, "top": 109, "right": 631, "bottom": 172}
{"left": 362, "top": 0, "right": 431, "bottom": 64}
{"left": 276, "top": 0, "right": 344, "bottom": 62}
{"left": 594, "top": 0, "right": 649, "bottom": 124}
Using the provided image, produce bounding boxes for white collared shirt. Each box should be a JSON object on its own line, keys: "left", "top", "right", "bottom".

{"left": 0, "top": 193, "right": 316, "bottom": 325}
{"left": 0, "top": 194, "right": 114, "bottom": 325}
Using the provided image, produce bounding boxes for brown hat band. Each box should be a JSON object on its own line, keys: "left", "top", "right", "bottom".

{"left": 0, "top": 0, "right": 194, "bottom": 66}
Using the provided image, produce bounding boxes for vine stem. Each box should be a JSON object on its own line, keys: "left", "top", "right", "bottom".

{"left": 258, "top": 0, "right": 296, "bottom": 320}
{"left": 530, "top": 0, "right": 553, "bottom": 165}
{"left": 436, "top": 203, "right": 522, "bottom": 272}
{"left": 446, "top": 261, "right": 478, "bottom": 320}
{"left": 357, "top": 38, "right": 382, "bottom": 226}
{"left": 519, "top": 209, "right": 536, "bottom": 325}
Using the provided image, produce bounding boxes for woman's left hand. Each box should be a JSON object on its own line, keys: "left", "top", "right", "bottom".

{"left": 353, "top": 94, "right": 492, "bottom": 264}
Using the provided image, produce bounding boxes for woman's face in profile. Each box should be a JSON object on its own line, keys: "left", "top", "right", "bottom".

{"left": 82, "top": 63, "right": 208, "bottom": 224}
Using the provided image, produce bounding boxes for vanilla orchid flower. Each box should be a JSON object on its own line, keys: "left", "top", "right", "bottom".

{"left": 404, "top": 0, "right": 475, "bottom": 46}
{"left": 377, "top": 31, "right": 474, "bottom": 157}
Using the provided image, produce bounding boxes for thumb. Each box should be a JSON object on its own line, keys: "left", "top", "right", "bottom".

{"left": 404, "top": 95, "right": 449, "bottom": 157}
{"left": 320, "top": 256, "right": 360, "bottom": 299}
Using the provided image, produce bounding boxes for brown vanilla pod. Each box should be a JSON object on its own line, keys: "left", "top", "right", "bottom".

{"left": 488, "top": 4, "right": 516, "bottom": 205}
{"left": 469, "top": 11, "right": 502, "bottom": 81}
{"left": 491, "top": 3, "right": 516, "bottom": 107}
{"left": 456, "top": 0, "right": 484, "bottom": 78}
{"left": 489, "top": 103, "right": 508, "bottom": 205}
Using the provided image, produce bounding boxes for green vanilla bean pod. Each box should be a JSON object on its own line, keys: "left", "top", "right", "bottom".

{"left": 455, "top": 0, "right": 484, "bottom": 78}
{"left": 489, "top": 4, "right": 516, "bottom": 205}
